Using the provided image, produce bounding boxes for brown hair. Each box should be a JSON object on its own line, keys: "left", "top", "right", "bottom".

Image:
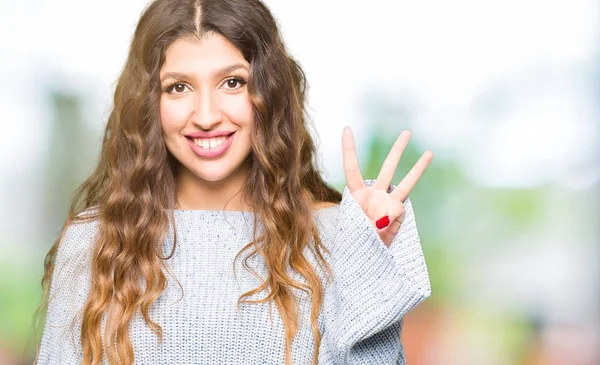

{"left": 33, "top": 0, "right": 342, "bottom": 364}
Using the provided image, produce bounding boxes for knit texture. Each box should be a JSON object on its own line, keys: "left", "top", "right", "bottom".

{"left": 37, "top": 179, "right": 431, "bottom": 364}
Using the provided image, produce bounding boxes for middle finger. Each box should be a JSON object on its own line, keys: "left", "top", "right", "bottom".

{"left": 374, "top": 130, "right": 412, "bottom": 191}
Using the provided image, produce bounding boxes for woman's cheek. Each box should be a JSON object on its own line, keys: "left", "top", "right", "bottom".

{"left": 228, "top": 96, "right": 253, "bottom": 124}
{"left": 160, "top": 98, "right": 188, "bottom": 131}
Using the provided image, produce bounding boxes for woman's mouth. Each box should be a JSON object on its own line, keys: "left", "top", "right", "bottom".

{"left": 185, "top": 132, "right": 236, "bottom": 158}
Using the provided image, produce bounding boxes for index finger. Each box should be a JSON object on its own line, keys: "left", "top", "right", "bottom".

{"left": 342, "top": 126, "right": 365, "bottom": 192}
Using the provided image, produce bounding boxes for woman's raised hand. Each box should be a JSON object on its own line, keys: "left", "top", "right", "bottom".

{"left": 342, "top": 127, "right": 434, "bottom": 247}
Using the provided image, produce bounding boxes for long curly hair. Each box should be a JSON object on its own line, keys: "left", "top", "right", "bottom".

{"left": 33, "top": 0, "right": 343, "bottom": 364}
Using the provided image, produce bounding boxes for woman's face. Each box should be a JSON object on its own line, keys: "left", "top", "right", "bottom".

{"left": 159, "top": 32, "right": 253, "bottom": 186}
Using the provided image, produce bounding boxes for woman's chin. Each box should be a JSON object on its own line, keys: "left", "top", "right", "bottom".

{"left": 190, "top": 168, "right": 235, "bottom": 183}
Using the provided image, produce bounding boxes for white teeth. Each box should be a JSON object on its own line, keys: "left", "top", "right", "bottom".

{"left": 193, "top": 136, "right": 228, "bottom": 149}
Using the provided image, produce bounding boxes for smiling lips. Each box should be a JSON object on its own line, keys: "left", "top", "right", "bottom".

{"left": 191, "top": 135, "right": 229, "bottom": 149}
{"left": 186, "top": 131, "right": 236, "bottom": 158}
{"left": 186, "top": 130, "right": 236, "bottom": 138}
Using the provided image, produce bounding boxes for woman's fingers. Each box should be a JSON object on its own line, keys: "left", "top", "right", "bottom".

{"left": 374, "top": 130, "right": 412, "bottom": 191}
{"left": 391, "top": 150, "right": 434, "bottom": 202}
{"left": 342, "top": 127, "right": 366, "bottom": 192}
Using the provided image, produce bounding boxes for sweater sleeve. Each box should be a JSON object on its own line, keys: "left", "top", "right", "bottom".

{"left": 36, "top": 216, "right": 97, "bottom": 365}
{"left": 319, "top": 179, "right": 431, "bottom": 364}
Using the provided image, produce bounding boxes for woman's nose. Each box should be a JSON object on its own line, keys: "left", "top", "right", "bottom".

{"left": 191, "top": 90, "right": 222, "bottom": 129}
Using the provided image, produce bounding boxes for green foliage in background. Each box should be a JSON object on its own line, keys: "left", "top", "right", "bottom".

{"left": 0, "top": 261, "right": 42, "bottom": 355}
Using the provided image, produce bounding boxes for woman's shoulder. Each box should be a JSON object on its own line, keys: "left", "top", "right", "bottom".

{"left": 310, "top": 201, "right": 342, "bottom": 244}
{"left": 55, "top": 207, "right": 101, "bottom": 265}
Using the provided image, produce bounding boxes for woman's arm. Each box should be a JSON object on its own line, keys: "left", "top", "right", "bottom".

{"left": 36, "top": 218, "right": 97, "bottom": 365}
{"left": 319, "top": 179, "right": 430, "bottom": 364}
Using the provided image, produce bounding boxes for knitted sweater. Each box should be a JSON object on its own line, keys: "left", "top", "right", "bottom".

{"left": 37, "top": 179, "right": 431, "bottom": 364}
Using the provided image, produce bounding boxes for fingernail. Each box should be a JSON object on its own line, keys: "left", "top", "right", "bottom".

{"left": 376, "top": 215, "right": 390, "bottom": 229}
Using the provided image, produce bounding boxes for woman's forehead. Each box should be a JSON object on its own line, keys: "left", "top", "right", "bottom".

{"left": 160, "top": 35, "right": 249, "bottom": 78}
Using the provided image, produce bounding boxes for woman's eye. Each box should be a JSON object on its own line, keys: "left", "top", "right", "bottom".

{"left": 222, "top": 77, "right": 248, "bottom": 91}
{"left": 165, "top": 82, "right": 189, "bottom": 94}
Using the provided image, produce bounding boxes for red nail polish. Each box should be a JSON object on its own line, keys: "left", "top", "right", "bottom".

{"left": 376, "top": 215, "right": 390, "bottom": 229}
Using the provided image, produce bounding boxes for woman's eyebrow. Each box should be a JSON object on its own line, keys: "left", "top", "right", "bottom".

{"left": 160, "top": 63, "right": 249, "bottom": 83}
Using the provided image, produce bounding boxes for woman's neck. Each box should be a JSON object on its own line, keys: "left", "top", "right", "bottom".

{"left": 174, "top": 162, "right": 252, "bottom": 212}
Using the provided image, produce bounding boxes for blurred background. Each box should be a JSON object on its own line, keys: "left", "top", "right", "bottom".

{"left": 0, "top": 0, "right": 598, "bottom": 364}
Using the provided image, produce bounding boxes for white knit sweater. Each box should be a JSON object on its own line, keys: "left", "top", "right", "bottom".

{"left": 37, "top": 180, "right": 431, "bottom": 364}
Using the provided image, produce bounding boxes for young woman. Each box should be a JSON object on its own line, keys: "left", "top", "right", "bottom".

{"left": 35, "top": 0, "right": 434, "bottom": 364}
